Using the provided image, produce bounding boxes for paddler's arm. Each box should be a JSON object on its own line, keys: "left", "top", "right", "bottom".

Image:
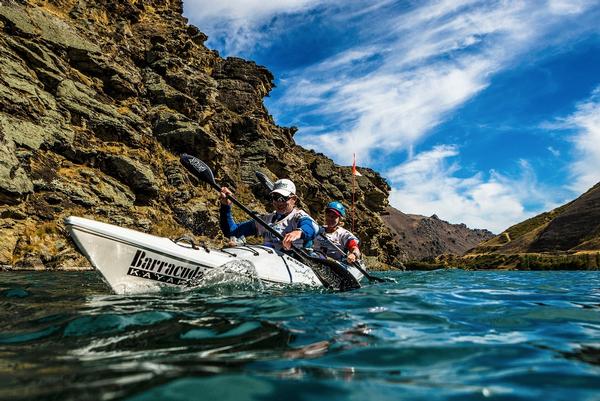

{"left": 219, "top": 187, "right": 257, "bottom": 238}
{"left": 219, "top": 204, "right": 257, "bottom": 238}
{"left": 282, "top": 217, "right": 317, "bottom": 250}
{"left": 345, "top": 238, "right": 361, "bottom": 263}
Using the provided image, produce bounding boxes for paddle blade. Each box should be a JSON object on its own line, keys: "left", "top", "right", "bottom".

{"left": 255, "top": 171, "right": 274, "bottom": 191}
{"left": 305, "top": 256, "right": 361, "bottom": 291}
{"left": 180, "top": 154, "right": 217, "bottom": 188}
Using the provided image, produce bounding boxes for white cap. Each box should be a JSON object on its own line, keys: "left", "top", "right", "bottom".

{"left": 271, "top": 179, "right": 296, "bottom": 197}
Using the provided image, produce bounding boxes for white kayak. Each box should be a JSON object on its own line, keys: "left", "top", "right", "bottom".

{"left": 65, "top": 216, "right": 364, "bottom": 294}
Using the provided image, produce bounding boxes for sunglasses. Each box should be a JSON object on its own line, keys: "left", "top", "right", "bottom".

{"left": 271, "top": 194, "right": 292, "bottom": 202}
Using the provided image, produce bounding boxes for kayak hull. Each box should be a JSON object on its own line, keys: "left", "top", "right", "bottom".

{"left": 65, "top": 216, "right": 363, "bottom": 294}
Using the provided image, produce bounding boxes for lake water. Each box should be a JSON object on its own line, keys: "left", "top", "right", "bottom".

{"left": 1, "top": 270, "right": 599, "bottom": 401}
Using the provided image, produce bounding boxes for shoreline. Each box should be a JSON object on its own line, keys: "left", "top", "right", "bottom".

{"left": 405, "top": 251, "right": 600, "bottom": 271}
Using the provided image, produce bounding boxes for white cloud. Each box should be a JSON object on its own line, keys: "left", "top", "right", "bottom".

{"left": 561, "top": 87, "right": 600, "bottom": 193}
{"left": 184, "top": 1, "right": 598, "bottom": 164}
{"left": 183, "top": 0, "right": 326, "bottom": 55}
{"left": 547, "top": 146, "right": 560, "bottom": 157}
{"left": 185, "top": 0, "right": 319, "bottom": 19}
{"left": 263, "top": 0, "right": 597, "bottom": 164}
{"left": 548, "top": 0, "right": 595, "bottom": 15}
{"left": 386, "top": 146, "right": 556, "bottom": 233}
{"left": 183, "top": 0, "right": 392, "bottom": 55}
{"left": 294, "top": 57, "right": 491, "bottom": 163}
{"left": 540, "top": 87, "right": 600, "bottom": 193}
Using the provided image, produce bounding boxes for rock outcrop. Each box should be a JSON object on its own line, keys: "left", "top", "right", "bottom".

{"left": 0, "top": 0, "right": 404, "bottom": 269}
{"left": 382, "top": 207, "right": 494, "bottom": 261}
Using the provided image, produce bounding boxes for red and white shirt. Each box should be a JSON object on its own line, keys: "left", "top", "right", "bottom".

{"left": 315, "top": 226, "right": 359, "bottom": 261}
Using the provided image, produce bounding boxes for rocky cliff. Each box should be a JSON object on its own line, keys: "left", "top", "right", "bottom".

{"left": 382, "top": 207, "right": 494, "bottom": 261}
{"left": 0, "top": 0, "right": 405, "bottom": 269}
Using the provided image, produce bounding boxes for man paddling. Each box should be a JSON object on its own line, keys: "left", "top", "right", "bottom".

{"left": 219, "top": 179, "right": 319, "bottom": 252}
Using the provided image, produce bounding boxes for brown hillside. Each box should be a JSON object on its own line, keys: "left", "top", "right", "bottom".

{"left": 382, "top": 207, "right": 494, "bottom": 261}
{"left": 529, "top": 182, "right": 600, "bottom": 252}
{"left": 469, "top": 182, "right": 600, "bottom": 256}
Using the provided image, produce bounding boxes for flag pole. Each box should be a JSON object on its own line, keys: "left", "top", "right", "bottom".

{"left": 352, "top": 153, "right": 356, "bottom": 232}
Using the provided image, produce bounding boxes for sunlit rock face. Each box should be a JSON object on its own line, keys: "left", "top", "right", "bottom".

{"left": 0, "top": 0, "right": 408, "bottom": 268}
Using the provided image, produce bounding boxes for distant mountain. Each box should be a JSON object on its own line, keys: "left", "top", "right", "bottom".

{"left": 382, "top": 207, "right": 494, "bottom": 261}
{"left": 469, "top": 182, "right": 600, "bottom": 255}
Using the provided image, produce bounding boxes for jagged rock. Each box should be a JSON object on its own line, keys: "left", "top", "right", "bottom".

{"left": 213, "top": 57, "right": 274, "bottom": 114}
{"left": 213, "top": 57, "right": 274, "bottom": 96}
{"left": 361, "top": 180, "right": 388, "bottom": 211}
{"left": 144, "top": 70, "right": 198, "bottom": 116}
{"left": 106, "top": 73, "right": 138, "bottom": 99}
{"left": 322, "top": 183, "right": 344, "bottom": 200}
{"left": 4, "top": 37, "right": 66, "bottom": 91}
{"left": 164, "top": 69, "right": 218, "bottom": 105}
{"left": 0, "top": 137, "right": 33, "bottom": 204}
{"left": 101, "top": 154, "right": 159, "bottom": 203}
{"left": 0, "top": 4, "right": 100, "bottom": 53}
{"left": 67, "top": 48, "right": 141, "bottom": 99}
{"left": 186, "top": 25, "right": 207, "bottom": 45}
{"left": 150, "top": 107, "right": 220, "bottom": 162}
{"left": 172, "top": 199, "right": 220, "bottom": 237}
{"left": 0, "top": 40, "right": 61, "bottom": 119}
{"left": 39, "top": 166, "right": 135, "bottom": 208}
{"left": 383, "top": 206, "right": 494, "bottom": 261}
{"left": 0, "top": 226, "right": 19, "bottom": 265}
{"left": 56, "top": 79, "right": 141, "bottom": 144}
{"left": 0, "top": 114, "right": 73, "bottom": 150}
{"left": 311, "top": 158, "right": 335, "bottom": 179}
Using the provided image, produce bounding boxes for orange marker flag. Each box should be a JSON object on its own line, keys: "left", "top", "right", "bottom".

{"left": 352, "top": 153, "right": 362, "bottom": 176}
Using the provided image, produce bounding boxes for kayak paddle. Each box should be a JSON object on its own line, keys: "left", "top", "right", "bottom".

{"left": 255, "top": 171, "right": 275, "bottom": 191}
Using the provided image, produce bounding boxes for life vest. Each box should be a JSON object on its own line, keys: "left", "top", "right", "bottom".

{"left": 255, "top": 208, "right": 318, "bottom": 251}
{"left": 315, "top": 226, "right": 359, "bottom": 261}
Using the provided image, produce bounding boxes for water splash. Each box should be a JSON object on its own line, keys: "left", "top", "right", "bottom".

{"left": 188, "top": 260, "right": 265, "bottom": 293}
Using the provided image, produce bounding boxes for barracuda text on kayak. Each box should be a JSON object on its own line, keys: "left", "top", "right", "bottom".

{"left": 127, "top": 249, "right": 204, "bottom": 284}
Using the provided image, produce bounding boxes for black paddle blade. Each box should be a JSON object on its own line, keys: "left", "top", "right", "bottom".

{"left": 180, "top": 154, "right": 217, "bottom": 188}
{"left": 255, "top": 171, "right": 274, "bottom": 191}
{"left": 306, "top": 256, "right": 361, "bottom": 291}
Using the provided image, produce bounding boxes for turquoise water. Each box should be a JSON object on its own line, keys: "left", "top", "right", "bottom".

{"left": 0, "top": 270, "right": 599, "bottom": 401}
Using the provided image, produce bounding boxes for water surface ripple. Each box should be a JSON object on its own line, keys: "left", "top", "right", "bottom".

{"left": 1, "top": 270, "right": 598, "bottom": 400}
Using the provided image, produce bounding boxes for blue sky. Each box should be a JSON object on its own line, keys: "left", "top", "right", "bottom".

{"left": 184, "top": 0, "right": 600, "bottom": 233}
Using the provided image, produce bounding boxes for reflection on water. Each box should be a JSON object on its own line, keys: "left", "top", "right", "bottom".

{"left": 564, "top": 345, "right": 600, "bottom": 366}
{"left": 0, "top": 270, "right": 599, "bottom": 401}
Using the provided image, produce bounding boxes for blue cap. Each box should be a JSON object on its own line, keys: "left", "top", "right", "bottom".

{"left": 326, "top": 201, "right": 346, "bottom": 218}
